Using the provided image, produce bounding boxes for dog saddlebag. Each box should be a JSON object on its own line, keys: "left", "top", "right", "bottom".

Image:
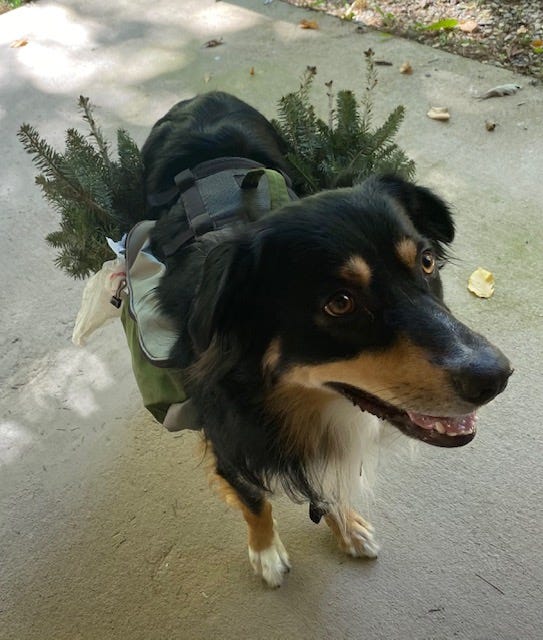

{"left": 120, "top": 166, "right": 295, "bottom": 431}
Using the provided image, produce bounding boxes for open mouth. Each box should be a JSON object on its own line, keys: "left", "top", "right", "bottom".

{"left": 326, "top": 382, "right": 477, "bottom": 448}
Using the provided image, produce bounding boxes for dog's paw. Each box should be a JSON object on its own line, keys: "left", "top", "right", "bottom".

{"left": 343, "top": 513, "right": 380, "bottom": 558}
{"left": 326, "top": 510, "right": 380, "bottom": 559}
{"left": 248, "top": 530, "right": 291, "bottom": 588}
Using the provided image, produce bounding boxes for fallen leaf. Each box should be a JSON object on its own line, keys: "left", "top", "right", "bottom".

{"left": 459, "top": 20, "right": 478, "bottom": 33}
{"left": 10, "top": 38, "right": 28, "bottom": 48}
{"left": 249, "top": 66, "right": 255, "bottom": 76}
{"left": 476, "top": 83, "right": 522, "bottom": 99}
{"left": 468, "top": 267, "right": 495, "bottom": 298}
{"left": 516, "top": 25, "right": 528, "bottom": 35}
{"left": 203, "top": 73, "right": 212, "bottom": 84}
{"left": 422, "top": 18, "right": 459, "bottom": 32}
{"left": 427, "top": 106, "right": 450, "bottom": 121}
{"left": 299, "top": 19, "right": 319, "bottom": 30}
{"left": 203, "top": 38, "right": 223, "bottom": 48}
{"left": 400, "top": 61, "right": 413, "bottom": 74}
{"left": 485, "top": 120, "right": 497, "bottom": 132}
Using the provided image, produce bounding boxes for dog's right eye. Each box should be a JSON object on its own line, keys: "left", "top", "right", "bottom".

{"left": 421, "top": 250, "right": 436, "bottom": 275}
{"left": 324, "top": 292, "right": 356, "bottom": 317}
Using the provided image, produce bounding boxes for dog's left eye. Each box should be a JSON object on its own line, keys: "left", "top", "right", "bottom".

{"left": 421, "top": 250, "right": 436, "bottom": 275}
{"left": 324, "top": 292, "right": 356, "bottom": 317}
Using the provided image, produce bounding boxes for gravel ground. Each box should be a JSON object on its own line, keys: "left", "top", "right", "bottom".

{"left": 285, "top": 0, "right": 543, "bottom": 80}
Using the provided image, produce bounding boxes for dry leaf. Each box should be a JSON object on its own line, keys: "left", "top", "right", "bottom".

{"left": 516, "top": 25, "right": 528, "bottom": 35}
{"left": 532, "top": 39, "right": 543, "bottom": 47}
{"left": 299, "top": 19, "right": 319, "bottom": 30}
{"left": 468, "top": 268, "right": 495, "bottom": 298}
{"left": 249, "top": 66, "right": 255, "bottom": 76}
{"left": 485, "top": 120, "right": 497, "bottom": 132}
{"left": 427, "top": 106, "right": 450, "bottom": 121}
{"left": 476, "top": 83, "right": 522, "bottom": 99}
{"left": 400, "top": 62, "right": 413, "bottom": 75}
{"left": 459, "top": 20, "right": 478, "bottom": 33}
{"left": 10, "top": 38, "right": 28, "bottom": 48}
{"left": 203, "top": 73, "right": 212, "bottom": 84}
{"left": 203, "top": 38, "right": 223, "bottom": 48}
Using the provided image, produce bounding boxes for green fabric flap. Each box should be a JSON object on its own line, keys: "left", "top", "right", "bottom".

{"left": 266, "top": 169, "right": 292, "bottom": 210}
{"left": 121, "top": 304, "right": 187, "bottom": 423}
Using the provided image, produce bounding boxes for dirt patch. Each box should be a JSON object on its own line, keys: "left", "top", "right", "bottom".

{"left": 284, "top": 0, "right": 543, "bottom": 81}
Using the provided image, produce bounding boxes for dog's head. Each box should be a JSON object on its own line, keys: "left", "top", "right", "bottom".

{"left": 189, "top": 176, "right": 512, "bottom": 447}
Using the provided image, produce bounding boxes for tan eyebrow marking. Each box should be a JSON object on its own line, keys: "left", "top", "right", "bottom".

{"left": 339, "top": 256, "right": 372, "bottom": 287}
{"left": 396, "top": 238, "right": 418, "bottom": 269}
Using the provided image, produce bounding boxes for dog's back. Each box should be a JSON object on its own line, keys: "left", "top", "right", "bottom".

{"left": 142, "top": 91, "right": 294, "bottom": 200}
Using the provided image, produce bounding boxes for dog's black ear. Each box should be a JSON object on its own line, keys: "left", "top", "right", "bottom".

{"left": 188, "top": 238, "right": 260, "bottom": 353}
{"left": 378, "top": 175, "right": 455, "bottom": 253}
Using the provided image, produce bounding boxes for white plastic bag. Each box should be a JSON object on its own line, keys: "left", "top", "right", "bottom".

{"left": 72, "top": 258, "right": 126, "bottom": 346}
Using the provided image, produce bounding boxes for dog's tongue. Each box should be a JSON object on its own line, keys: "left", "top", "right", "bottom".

{"left": 406, "top": 411, "right": 477, "bottom": 436}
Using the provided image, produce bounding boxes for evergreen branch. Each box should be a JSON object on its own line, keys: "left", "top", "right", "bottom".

{"left": 325, "top": 80, "right": 335, "bottom": 131}
{"left": 361, "top": 48, "right": 378, "bottom": 132}
{"left": 78, "top": 95, "right": 112, "bottom": 172}
{"left": 19, "top": 95, "right": 143, "bottom": 279}
{"left": 274, "top": 55, "right": 415, "bottom": 194}
{"left": 367, "top": 105, "right": 405, "bottom": 153}
{"left": 18, "top": 124, "right": 78, "bottom": 189}
{"left": 285, "top": 152, "right": 320, "bottom": 193}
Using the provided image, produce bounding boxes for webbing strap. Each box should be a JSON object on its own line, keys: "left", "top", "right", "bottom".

{"left": 147, "top": 159, "right": 297, "bottom": 259}
{"left": 147, "top": 157, "right": 267, "bottom": 209}
{"left": 182, "top": 183, "right": 214, "bottom": 236}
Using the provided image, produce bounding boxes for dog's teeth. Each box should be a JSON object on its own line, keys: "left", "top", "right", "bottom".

{"left": 434, "top": 421, "right": 446, "bottom": 434}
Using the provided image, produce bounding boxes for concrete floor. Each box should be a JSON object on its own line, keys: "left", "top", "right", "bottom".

{"left": 1, "top": 1, "right": 542, "bottom": 638}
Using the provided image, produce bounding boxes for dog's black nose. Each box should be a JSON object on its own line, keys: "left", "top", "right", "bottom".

{"left": 452, "top": 352, "right": 513, "bottom": 406}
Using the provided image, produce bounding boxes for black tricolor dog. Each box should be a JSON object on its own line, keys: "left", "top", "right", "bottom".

{"left": 136, "top": 91, "right": 512, "bottom": 587}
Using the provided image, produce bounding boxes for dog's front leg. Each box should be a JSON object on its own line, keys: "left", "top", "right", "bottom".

{"left": 213, "top": 472, "right": 290, "bottom": 587}
{"left": 324, "top": 508, "right": 380, "bottom": 559}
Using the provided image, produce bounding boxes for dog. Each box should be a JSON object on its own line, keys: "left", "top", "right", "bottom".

{"left": 136, "top": 91, "right": 512, "bottom": 587}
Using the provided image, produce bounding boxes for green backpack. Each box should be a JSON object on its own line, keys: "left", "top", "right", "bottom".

{"left": 119, "top": 162, "right": 295, "bottom": 431}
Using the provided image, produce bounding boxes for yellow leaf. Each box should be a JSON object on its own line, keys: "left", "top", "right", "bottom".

{"left": 427, "top": 106, "right": 450, "bottom": 121}
{"left": 468, "top": 267, "right": 495, "bottom": 298}
{"left": 299, "top": 20, "right": 319, "bottom": 30}
{"left": 10, "top": 38, "right": 28, "bottom": 48}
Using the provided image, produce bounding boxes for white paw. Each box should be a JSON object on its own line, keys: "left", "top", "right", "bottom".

{"left": 344, "top": 514, "right": 380, "bottom": 559}
{"left": 248, "top": 530, "right": 291, "bottom": 588}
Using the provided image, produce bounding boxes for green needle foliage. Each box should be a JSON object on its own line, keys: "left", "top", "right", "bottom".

{"left": 19, "top": 54, "right": 414, "bottom": 279}
{"left": 18, "top": 96, "right": 145, "bottom": 279}
{"left": 273, "top": 48, "right": 415, "bottom": 194}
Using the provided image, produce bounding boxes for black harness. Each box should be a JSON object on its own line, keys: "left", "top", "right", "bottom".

{"left": 147, "top": 157, "right": 298, "bottom": 258}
